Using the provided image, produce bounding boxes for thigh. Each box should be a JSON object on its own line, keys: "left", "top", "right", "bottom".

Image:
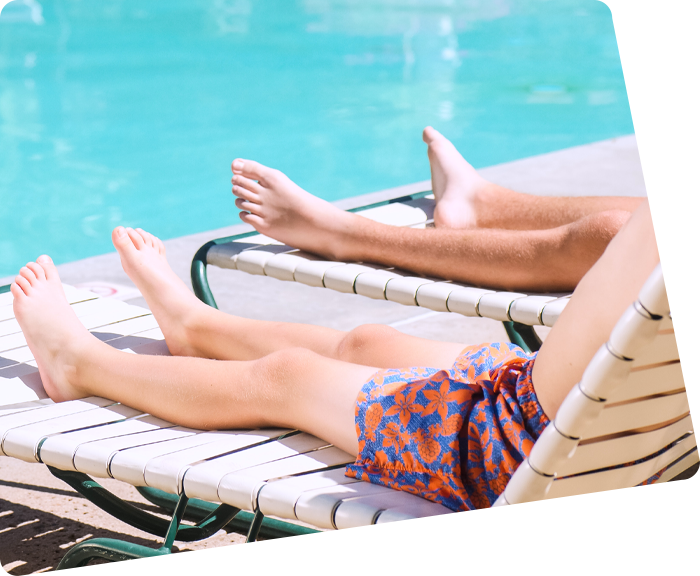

{"left": 267, "top": 349, "right": 379, "bottom": 456}
{"left": 533, "top": 2, "right": 688, "bottom": 418}
{"left": 532, "top": 201, "right": 659, "bottom": 420}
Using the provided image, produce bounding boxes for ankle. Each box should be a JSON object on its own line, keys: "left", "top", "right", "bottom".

{"left": 62, "top": 336, "right": 105, "bottom": 397}
{"left": 308, "top": 209, "right": 359, "bottom": 261}
{"left": 471, "top": 182, "right": 506, "bottom": 227}
{"left": 172, "top": 302, "right": 217, "bottom": 357}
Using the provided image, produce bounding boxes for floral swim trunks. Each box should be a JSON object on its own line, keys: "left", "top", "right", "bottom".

{"left": 345, "top": 342, "right": 667, "bottom": 512}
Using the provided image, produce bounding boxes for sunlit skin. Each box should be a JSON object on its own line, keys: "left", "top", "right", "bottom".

{"left": 230, "top": 126, "right": 644, "bottom": 292}
{"left": 11, "top": 201, "right": 658, "bottom": 457}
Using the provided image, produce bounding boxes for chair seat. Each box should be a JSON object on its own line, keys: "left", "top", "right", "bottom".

{"left": 0, "top": 285, "right": 454, "bottom": 530}
{"left": 0, "top": 266, "right": 694, "bottom": 544}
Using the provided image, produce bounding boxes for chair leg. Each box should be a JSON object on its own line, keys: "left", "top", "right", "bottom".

{"left": 54, "top": 495, "right": 263, "bottom": 576}
{"left": 136, "top": 486, "right": 320, "bottom": 540}
{"left": 54, "top": 538, "right": 254, "bottom": 576}
{"left": 48, "top": 467, "right": 240, "bottom": 542}
{"left": 502, "top": 321, "right": 542, "bottom": 353}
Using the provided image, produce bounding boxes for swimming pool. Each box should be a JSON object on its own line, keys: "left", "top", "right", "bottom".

{"left": 0, "top": 0, "right": 633, "bottom": 278}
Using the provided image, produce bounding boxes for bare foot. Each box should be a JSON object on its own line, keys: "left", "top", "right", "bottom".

{"left": 422, "top": 126, "right": 493, "bottom": 229}
{"left": 230, "top": 160, "right": 357, "bottom": 259}
{"left": 12, "top": 256, "right": 98, "bottom": 402}
{"left": 111, "top": 227, "right": 208, "bottom": 357}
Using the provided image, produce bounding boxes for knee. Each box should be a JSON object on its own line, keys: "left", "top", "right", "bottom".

{"left": 565, "top": 209, "right": 632, "bottom": 253}
{"left": 550, "top": 210, "right": 633, "bottom": 290}
{"left": 588, "top": 209, "right": 632, "bottom": 239}
{"left": 256, "top": 347, "right": 317, "bottom": 384}
{"left": 251, "top": 347, "right": 320, "bottom": 425}
{"left": 336, "top": 324, "right": 400, "bottom": 364}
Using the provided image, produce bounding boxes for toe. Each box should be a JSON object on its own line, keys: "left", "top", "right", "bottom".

{"left": 235, "top": 198, "right": 262, "bottom": 215}
{"left": 10, "top": 281, "right": 24, "bottom": 300}
{"left": 112, "top": 226, "right": 139, "bottom": 254}
{"left": 423, "top": 126, "right": 449, "bottom": 147}
{"left": 231, "top": 159, "right": 278, "bottom": 185}
{"left": 422, "top": 126, "right": 438, "bottom": 143}
{"left": 142, "top": 229, "right": 165, "bottom": 254}
{"left": 27, "top": 261, "right": 47, "bottom": 282}
{"left": 36, "top": 255, "right": 60, "bottom": 282}
{"left": 19, "top": 266, "right": 39, "bottom": 286}
{"left": 15, "top": 274, "right": 31, "bottom": 295}
{"left": 232, "top": 179, "right": 263, "bottom": 200}
{"left": 136, "top": 229, "right": 156, "bottom": 249}
{"left": 239, "top": 211, "right": 266, "bottom": 230}
{"left": 126, "top": 228, "right": 146, "bottom": 250}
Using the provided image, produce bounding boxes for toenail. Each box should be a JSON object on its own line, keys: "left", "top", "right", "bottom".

{"left": 116, "top": 226, "right": 126, "bottom": 238}
{"left": 233, "top": 160, "right": 244, "bottom": 171}
{"left": 37, "top": 255, "right": 52, "bottom": 264}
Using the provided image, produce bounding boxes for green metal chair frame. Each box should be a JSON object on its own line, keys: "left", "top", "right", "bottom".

{"left": 13, "top": 430, "right": 688, "bottom": 576}
{"left": 0, "top": 189, "right": 543, "bottom": 567}
{"left": 28, "top": 310, "right": 688, "bottom": 576}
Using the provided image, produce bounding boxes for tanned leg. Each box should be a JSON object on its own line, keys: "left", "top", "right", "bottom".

{"left": 229, "top": 142, "right": 638, "bottom": 291}
{"left": 306, "top": 207, "right": 631, "bottom": 291}
{"left": 111, "top": 227, "right": 467, "bottom": 369}
{"left": 532, "top": 200, "right": 660, "bottom": 419}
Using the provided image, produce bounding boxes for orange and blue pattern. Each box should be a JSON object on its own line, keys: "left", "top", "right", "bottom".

{"left": 346, "top": 342, "right": 547, "bottom": 512}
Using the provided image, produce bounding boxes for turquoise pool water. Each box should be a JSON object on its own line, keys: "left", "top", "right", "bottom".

{"left": 0, "top": 0, "right": 633, "bottom": 277}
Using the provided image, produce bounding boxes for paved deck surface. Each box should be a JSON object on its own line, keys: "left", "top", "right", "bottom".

{"left": 0, "top": 135, "right": 647, "bottom": 573}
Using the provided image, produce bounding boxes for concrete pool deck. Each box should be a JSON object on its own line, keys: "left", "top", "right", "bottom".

{"left": 0, "top": 134, "right": 647, "bottom": 573}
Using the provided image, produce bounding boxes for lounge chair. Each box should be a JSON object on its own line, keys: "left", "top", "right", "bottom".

{"left": 190, "top": 186, "right": 570, "bottom": 353}
{"left": 0, "top": 261, "right": 695, "bottom": 568}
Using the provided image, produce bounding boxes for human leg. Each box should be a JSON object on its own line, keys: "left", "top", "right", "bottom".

{"left": 229, "top": 156, "right": 633, "bottom": 291}
{"left": 11, "top": 258, "right": 380, "bottom": 455}
{"left": 111, "top": 227, "right": 467, "bottom": 368}
{"left": 320, "top": 206, "right": 630, "bottom": 291}
{"left": 422, "top": 126, "right": 644, "bottom": 230}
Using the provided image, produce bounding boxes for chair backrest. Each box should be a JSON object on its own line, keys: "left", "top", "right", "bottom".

{"left": 496, "top": 264, "right": 696, "bottom": 505}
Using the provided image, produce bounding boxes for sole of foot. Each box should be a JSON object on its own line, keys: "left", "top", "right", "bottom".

{"left": 12, "top": 256, "right": 95, "bottom": 402}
